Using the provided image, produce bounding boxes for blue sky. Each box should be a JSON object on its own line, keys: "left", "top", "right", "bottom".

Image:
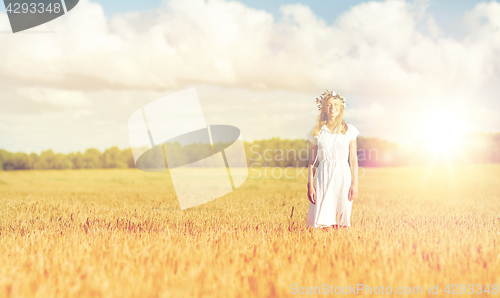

{"left": 95, "top": 0, "right": 483, "bottom": 39}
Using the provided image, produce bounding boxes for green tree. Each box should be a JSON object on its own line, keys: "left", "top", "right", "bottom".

{"left": 36, "top": 150, "right": 55, "bottom": 169}
{"left": 103, "top": 147, "right": 128, "bottom": 168}
{"left": 83, "top": 148, "right": 103, "bottom": 169}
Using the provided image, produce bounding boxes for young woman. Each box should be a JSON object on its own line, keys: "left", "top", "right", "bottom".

{"left": 305, "top": 90, "right": 360, "bottom": 228}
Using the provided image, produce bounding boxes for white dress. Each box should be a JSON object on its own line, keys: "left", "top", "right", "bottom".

{"left": 305, "top": 123, "right": 360, "bottom": 227}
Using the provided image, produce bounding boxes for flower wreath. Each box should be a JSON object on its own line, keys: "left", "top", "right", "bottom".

{"left": 315, "top": 89, "right": 347, "bottom": 110}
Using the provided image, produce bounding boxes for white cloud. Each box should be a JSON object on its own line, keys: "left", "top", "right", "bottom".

{"left": 18, "top": 88, "right": 90, "bottom": 108}
{"left": 0, "top": 0, "right": 499, "bottom": 95}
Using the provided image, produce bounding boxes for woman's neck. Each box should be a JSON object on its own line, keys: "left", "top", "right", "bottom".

{"left": 326, "top": 117, "right": 337, "bottom": 125}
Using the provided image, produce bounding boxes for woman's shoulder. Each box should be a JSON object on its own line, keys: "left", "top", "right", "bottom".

{"left": 345, "top": 122, "right": 359, "bottom": 135}
{"left": 345, "top": 122, "right": 360, "bottom": 140}
{"left": 308, "top": 125, "right": 327, "bottom": 135}
{"left": 346, "top": 122, "right": 357, "bottom": 129}
{"left": 306, "top": 126, "right": 317, "bottom": 138}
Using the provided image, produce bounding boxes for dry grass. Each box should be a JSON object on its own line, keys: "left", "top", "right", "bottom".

{"left": 0, "top": 164, "right": 500, "bottom": 297}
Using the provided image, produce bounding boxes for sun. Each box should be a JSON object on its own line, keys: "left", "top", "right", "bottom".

{"left": 419, "top": 107, "right": 465, "bottom": 156}
{"left": 415, "top": 104, "right": 468, "bottom": 187}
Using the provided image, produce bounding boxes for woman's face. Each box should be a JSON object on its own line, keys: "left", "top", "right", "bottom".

{"left": 325, "top": 97, "right": 341, "bottom": 119}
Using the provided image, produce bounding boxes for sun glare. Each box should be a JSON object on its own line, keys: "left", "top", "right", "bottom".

{"left": 415, "top": 104, "right": 468, "bottom": 187}
{"left": 420, "top": 108, "right": 465, "bottom": 155}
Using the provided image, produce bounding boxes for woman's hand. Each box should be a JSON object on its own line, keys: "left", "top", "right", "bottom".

{"left": 307, "top": 184, "right": 316, "bottom": 204}
{"left": 348, "top": 184, "right": 358, "bottom": 201}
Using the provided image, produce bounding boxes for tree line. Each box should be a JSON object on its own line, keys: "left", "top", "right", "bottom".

{"left": 0, "top": 147, "right": 134, "bottom": 170}
{"left": 1, "top": 132, "right": 499, "bottom": 170}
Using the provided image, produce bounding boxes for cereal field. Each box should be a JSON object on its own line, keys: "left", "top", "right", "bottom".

{"left": 0, "top": 165, "right": 499, "bottom": 297}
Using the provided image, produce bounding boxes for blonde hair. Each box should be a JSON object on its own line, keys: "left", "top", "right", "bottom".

{"left": 312, "top": 95, "right": 348, "bottom": 137}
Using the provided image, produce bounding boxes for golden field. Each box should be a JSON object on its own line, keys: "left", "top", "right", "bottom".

{"left": 0, "top": 164, "right": 499, "bottom": 297}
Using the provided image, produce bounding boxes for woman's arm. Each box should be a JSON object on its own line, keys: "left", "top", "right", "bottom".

{"left": 307, "top": 144, "right": 318, "bottom": 204}
{"left": 348, "top": 139, "right": 358, "bottom": 201}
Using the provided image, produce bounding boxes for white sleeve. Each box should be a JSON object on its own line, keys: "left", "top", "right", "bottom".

{"left": 349, "top": 124, "right": 360, "bottom": 142}
{"left": 305, "top": 128, "right": 317, "bottom": 145}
